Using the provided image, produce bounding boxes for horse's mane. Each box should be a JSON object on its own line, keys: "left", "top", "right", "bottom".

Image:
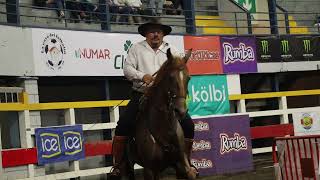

{"left": 145, "top": 55, "right": 186, "bottom": 97}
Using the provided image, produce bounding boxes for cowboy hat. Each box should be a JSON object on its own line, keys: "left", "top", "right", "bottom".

{"left": 138, "top": 18, "right": 172, "bottom": 37}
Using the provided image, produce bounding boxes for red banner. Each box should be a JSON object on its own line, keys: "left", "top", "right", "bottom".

{"left": 184, "top": 36, "right": 222, "bottom": 75}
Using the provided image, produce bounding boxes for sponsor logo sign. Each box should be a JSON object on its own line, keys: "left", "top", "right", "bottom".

{"left": 303, "top": 39, "right": 311, "bottom": 53}
{"left": 41, "top": 33, "right": 66, "bottom": 70}
{"left": 184, "top": 36, "right": 222, "bottom": 75}
{"left": 35, "top": 125, "right": 85, "bottom": 165}
{"left": 32, "top": 29, "right": 184, "bottom": 76}
{"left": 191, "top": 115, "right": 253, "bottom": 176}
{"left": 281, "top": 39, "right": 289, "bottom": 54}
{"left": 279, "top": 36, "right": 294, "bottom": 61}
{"left": 256, "top": 36, "right": 281, "bottom": 62}
{"left": 187, "top": 75, "right": 230, "bottom": 116}
{"left": 295, "top": 36, "right": 320, "bottom": 61}
{"left": 113, "top": 40, "right": 133, "bottom": 70}
{"left": 220, "top": 36, "right": 257, "bottom": 73}
{"left": 261, "top": 40, "right": 268, "bottom": 54}
{"left": 293, "top": 112, "right": 320, "bottom": 136}
{"left": 220, "top": 133, "right": 247, "bottom": 154}
{"left": 256, "top": 35, "right": 320, "bottom": 63}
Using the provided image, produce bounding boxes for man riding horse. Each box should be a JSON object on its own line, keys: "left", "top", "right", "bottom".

{"left": 109, "top": 18, "right": 198, "bottom": 179}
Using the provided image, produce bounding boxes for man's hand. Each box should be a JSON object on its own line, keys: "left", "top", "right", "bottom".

{"left": 142, "top": 74, "right": 154, "bottom": 85}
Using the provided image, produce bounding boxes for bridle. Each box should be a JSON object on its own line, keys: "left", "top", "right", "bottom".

{"left": 167, "top": 66, "right": 189, "bottom": 120}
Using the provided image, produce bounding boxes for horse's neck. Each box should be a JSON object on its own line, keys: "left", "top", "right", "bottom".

{"left": 146, "top": 86, "right": 169, "bottom": 109}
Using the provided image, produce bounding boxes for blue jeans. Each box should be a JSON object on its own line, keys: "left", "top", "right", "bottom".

{"left": 46, "top": 0, "right": 64, "bottom": 16}
{"left": 147, "top": 0, "right": 164, "bottom": 15}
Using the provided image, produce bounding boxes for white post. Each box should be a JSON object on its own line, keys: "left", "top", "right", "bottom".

{"left": 64, "top": 108, "right": 80, "bottom": 174}
{"left": 109, "top": 106, "right": 119, "bottom": 137}
{"left": 0, "top": 123, "right": 3, "bottom": 179}
{"left": 237, "top": 99, "right": 247, "bottom": 113}
{"left": 19, "top": 110, "right": 35, "bottom": 177}
{"left": 20, "top": 77, "right": 44, "bottom": 177}
{"left": 279, "top": 96, "right": 289, "bottom": 124}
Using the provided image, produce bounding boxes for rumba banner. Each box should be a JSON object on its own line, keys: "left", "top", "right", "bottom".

{"left": 191, "top": 115, "right": 253, "bottom": 176}
{"left": 220, "top": 36, "right": 257, "bottom": 74}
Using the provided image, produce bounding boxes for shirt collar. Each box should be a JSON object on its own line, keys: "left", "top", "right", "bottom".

{"left": 142, "top": 40, "right": 169, "bottom": 53}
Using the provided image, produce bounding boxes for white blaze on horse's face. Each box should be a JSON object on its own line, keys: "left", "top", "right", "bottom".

{"left": 179, "top": 71, "right": 184, "bottom": 91}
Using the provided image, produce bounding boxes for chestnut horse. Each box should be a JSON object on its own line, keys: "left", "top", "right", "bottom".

{"left": 123, "top": 48, "right": 196, "bottom": 180}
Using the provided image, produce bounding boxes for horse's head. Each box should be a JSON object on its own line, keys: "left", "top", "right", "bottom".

{"left": 165, "top": 48, "right": 191, "bottom": 119}
{"left": 146, "top": 48, "right": 191, "bottom": 119}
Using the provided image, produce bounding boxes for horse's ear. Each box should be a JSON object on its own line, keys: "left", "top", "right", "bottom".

{"left": 167, "top": 48, "right": 173, "bottom": 61}
{"left": 183, "top": 48, "right": 192, "bottom": 63}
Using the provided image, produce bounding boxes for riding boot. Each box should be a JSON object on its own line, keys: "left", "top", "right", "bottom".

{"left": 176, "top": 138, "right": 199, "bottom": 179}
{"left": 108, "top": 136, "right": 128, "bottom": 180}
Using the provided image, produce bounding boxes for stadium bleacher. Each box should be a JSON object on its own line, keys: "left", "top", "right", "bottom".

{"left": 0, "top": 0, "right": 318, "bottom": 35}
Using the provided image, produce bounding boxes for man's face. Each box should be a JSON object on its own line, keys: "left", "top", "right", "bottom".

{"left": 145, "top": 28, "right": 164, "bottom": 49}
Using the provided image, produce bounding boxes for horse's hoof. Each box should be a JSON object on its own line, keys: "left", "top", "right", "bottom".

{"left": 188, "top": 167, "right": 198, "bottom": 179}
{"left": 191, "top": 165, "right": 199, "bottom": 177}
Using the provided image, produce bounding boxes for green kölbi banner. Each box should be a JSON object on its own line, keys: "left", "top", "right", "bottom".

{"left": 187, "top": 75, "right": 230, "bottom": 116}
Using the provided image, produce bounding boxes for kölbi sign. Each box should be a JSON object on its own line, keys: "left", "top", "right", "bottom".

{"left": 187, "top": 75, "right": 230, "bottom": 116}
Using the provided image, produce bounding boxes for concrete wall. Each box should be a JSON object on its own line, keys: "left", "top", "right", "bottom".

{"left": 0, "top": 25, "right": 35, "bottom": 76}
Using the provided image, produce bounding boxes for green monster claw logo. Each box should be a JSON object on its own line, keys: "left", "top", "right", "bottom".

{"left": 124, "top": 40, "right": 133, "bottom": 54}
{"left": 261, "top": 40, "right": 268, "bottom": 54}
{"left": 303, "top": 39, "right": 311, "bottom": 53}
{"left": 281, "top": 40, "right": 289, "bottom": 54}
{"left": 300, "top": 113, "right": 313, "bottom": 130}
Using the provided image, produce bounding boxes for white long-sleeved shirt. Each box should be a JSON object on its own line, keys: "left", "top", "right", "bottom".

{"left": 124, "top": 40, "right": 180, "bottom": 93}
{"left": 124, "top": 0, "right": 142, "bottom": 7}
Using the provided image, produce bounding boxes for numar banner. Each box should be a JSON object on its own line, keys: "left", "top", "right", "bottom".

{"left": 187, "top": 75, "right": 230, "bottom": 116}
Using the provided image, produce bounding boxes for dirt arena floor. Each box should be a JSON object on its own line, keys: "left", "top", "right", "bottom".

{"left": 133, "top": 153, "right": 275, "bottom": 180}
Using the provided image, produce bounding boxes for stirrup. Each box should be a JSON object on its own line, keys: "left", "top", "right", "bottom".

{"left": 109, "top": 166, "right": 121, "bottom": 177}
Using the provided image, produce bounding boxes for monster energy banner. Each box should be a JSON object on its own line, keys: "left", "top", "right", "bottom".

{"left": 294, "top": 36, "right": 320, "bottom": 61}
{"left": 256, "top": 36, "right": 281, "bottom": 62}
{"left": 279, "top": 35, "right": 320, "bottom": 62}
{"left": 279, "top": 36, "right": 297, "bottom": 62}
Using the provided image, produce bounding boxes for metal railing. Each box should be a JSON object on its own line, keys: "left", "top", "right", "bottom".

{"left": 0, "top": 87, "right": 23, "bottom": 103}
{"left": 0, "top": 0, "right": 319, "bottom": 35}
{"left": 0, "top": 89, "right": 319, "bottom": 179}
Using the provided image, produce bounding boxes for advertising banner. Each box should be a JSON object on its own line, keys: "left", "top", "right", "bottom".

{"left": 293, "top": 112, "right": 320, "bottom": 136}
{"left": 35, "top": 125, "right": 85, "bottom": 165}
{"left": 256, "top": 36, "right": 281, "bottom": 62}
{"left": 279, "top": 35, "right": 298, "bottom": 62}
{"left": 31, "top": 28, "right": 184, "bottom": 76}
{"left": 191, "top": 115, "right": 253, "bottom": 176}
{"left": 183, "top": 36, "right": 222, "bottom": 75}
{"left": 187, "top": 75, "right": 230, "bottom": 116}
{"left": 294, "top": 35, "right": 320, "bottom": 61}
{"left": 191, "top": 119, "right": 215, "bottom": 176}
{"left": 220, "top": 36, "right": 257, "bottom": 74}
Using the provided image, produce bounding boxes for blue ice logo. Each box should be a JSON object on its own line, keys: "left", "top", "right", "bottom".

{"left": 63, "top": 131, "right": 83, "bottom": 155}
{"left": 40, "top": 133, "right": 61, "bottom": 158}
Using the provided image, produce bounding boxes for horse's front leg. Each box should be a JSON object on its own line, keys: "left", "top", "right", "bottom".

{"left": 143, "top": 168, "right": 160, "bottom": 180}
{"left": 176, "top": 155, "right": 197, "bottom": 180}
